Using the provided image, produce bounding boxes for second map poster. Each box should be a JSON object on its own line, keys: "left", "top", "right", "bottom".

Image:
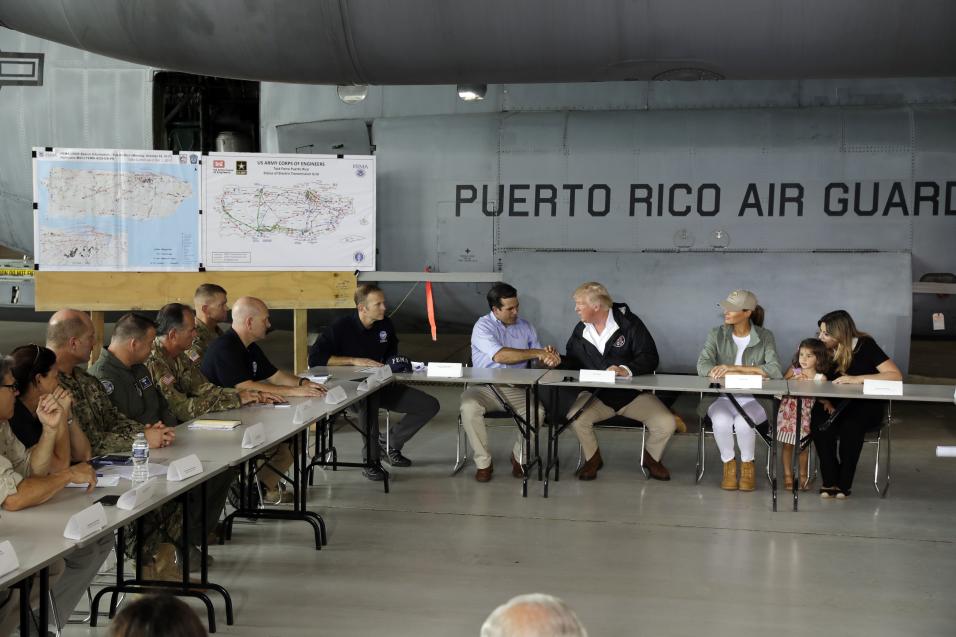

{"left": 202, "top": 153, "right": 376, "bottom": 271}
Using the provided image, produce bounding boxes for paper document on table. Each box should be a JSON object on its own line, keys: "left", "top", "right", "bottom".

{"left": 188, "top": 419, "right": 241, "bottom": 430}
{"left": 67, "top": 475, "right": 121, "bottom": 488}
{"left": 303, "top": 375, "right": 329, "bottom": 383}
{"left": 107, "top": 464, "right": 168, "bottom": 480}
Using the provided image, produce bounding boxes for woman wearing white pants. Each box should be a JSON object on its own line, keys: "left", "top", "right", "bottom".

{"left": 696, "top": 290, "right": 783, "bottom": 491}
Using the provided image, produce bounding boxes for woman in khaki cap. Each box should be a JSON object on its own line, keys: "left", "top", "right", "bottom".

{"left": 697, "top": 290, "right": 782, "bottom": 491}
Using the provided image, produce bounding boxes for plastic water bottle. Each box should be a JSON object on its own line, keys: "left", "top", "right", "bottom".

{"left": 131, "top": 432, "right": 149, "bottom": 483}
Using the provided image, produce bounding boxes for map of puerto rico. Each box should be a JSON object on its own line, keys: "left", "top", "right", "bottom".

{"left": 202, "top": 152, "right": 375, "bottom": 271}
{"left": 217, "top": 182, "right": 354, "bottom": 240}
{"left": 40, "top": 226, "right": 128, "bottom": 266}
{"left": 33, "top": 148, "right": 201, "bottom": 271}
{"left": 44, "top": 167, "right": 192, "bottom": 219}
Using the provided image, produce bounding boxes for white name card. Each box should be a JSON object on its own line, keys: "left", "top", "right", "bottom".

{"left": 63, "top": 503, "right": 108, "bottom": 540}
{"left": 117, "top": 478, "right": 159, "bottom": 511}
{"left": 936, "top": 446, "right": 956, "bottom": 458}
{"left": 863, "top": 379, "right": 903, "bottom": 396}
{"left": 324, "top": 385, "right": 348, "bottom": 404}
{"left": 0, "top": 540, "right": 20, "bottom": 576}
{"left": 371, "top": 366, "right": 393, "bottom": 382}
{"left": 724, "top": 374, "right": 763, "bottom": 389}
{"left": 427, "top": 362, "right": 463, "bottom": 378}
{"left": 166, "top": 454, "right": 204, "bottom": 481}
{"left": 578, "top": 369, "right": 616, "bottom": 384}
{"left": 242, "top": 422, "right": 267, "bottom": 448}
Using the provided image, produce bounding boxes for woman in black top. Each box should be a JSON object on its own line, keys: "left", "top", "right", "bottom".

{"left": 811, "top": 310, "right": 902, "bottom": 498}
{"left": 8, "top": 344, "right": 87, "bottom": 458}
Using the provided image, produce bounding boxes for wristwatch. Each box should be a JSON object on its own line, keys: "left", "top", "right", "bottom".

{"left": 298, "top": 377, "right": 307, "bottom": 386}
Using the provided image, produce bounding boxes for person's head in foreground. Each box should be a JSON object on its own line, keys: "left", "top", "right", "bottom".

{"left": 110, "top": 594, "right": 207, "bottom": 637}
{"left": 481, "top": 593, "right": 588, "bottom": 637}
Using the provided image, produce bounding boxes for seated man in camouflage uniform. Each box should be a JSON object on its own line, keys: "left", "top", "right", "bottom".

{"left": 47, "top": 309, "right": 182, "bottom": 580}
{"left": 0, "top": 354, "right": 97, "bottom": 634}
{"left": 92, "top": 311, "right": 239, "bottom": 570}
{"left": 192, "top": 283, "right": 229, "bottom": 360}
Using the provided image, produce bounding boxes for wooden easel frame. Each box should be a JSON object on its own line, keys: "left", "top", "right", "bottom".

{"left": 35, "top": 271, "right": 356, "bottom": 373}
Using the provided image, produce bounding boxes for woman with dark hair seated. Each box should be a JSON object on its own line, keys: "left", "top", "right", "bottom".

{"left": 813, "top": 310, "right": 902, "bottom": 498}
{"left": 110, "top": 595, "right": 207, "bottom": 637}
{"left": 8, "top": 343, "right": 91, "bottom": 460}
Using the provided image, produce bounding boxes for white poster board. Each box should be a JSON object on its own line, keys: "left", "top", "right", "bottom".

{"left": 202, "top": 152, "right": 375, "bottom": 270}
{"left": 33, "top": 147, "right": 201, "bottom": 271}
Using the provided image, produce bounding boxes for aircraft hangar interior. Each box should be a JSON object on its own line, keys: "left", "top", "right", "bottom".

{"left": 0, "top": 2, "right": 954, "bottom": 636}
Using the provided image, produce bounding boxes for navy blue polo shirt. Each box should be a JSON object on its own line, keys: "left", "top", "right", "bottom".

{"left": 308, "top": 313, "right": 399, "bottom": 367}
{"left": 201, "top": 328, "right": 278, "bottom": 388}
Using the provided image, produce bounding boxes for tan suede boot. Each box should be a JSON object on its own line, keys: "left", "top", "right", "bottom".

{"left": 739, "top": 461, "right": 756, "bottom": 491}
{"left": 141, "top": 543, "right": 182, "bottom": 582}
{"left": 721, "top": 459, "right": 738, "bottom": 490}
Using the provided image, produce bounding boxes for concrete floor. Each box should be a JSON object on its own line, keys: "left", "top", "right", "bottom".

{"left": 2, "top": 323, "right": 955, "bottom": 635}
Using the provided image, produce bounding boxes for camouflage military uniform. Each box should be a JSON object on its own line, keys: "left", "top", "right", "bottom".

{"left": 145, "top": 340, "right": 241, "bottom": 422}
{"left": 88, "top": 348, "right": 176, "bottom": 426}
{"left": 0, "top": 421, "right": 31, "bottom": 504}
{"left": 191, "top": 320, "right": 223, "bottom": 361}
{"left": 58, "top": 366, "right": 181, "bottom": 558}
{"left": 58, "top": 366, "right": 145, "bottom": 455}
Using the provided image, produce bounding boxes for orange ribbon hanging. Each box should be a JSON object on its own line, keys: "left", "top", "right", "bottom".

{"left": 424, "top": 267, "right": 437, "bottom": 341}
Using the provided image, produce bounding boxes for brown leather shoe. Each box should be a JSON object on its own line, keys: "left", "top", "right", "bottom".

{"left": 510, "top": 453, "right": 525, "bottom": 478}
{"left": 576, "top": 449, "right": 604, "bottom": 481}
{"left": 642, "top": 450, "right": 671, "bottom": 481}
{"left": 475, "top": 463, "right": 493, "bottom": 482}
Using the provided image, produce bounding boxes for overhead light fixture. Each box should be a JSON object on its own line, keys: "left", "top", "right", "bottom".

{"left": 337, "top": 84, "right": 369, "bottom": 104}
{"left": 457, "top": 83, "right": 487, "bottom": 101}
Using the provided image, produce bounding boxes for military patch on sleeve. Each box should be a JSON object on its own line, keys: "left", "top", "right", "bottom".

{"left": 100, "top": 379, "right": 114, "bottom": 395}
{"left": 161, "top": 374, "right": 175, "bottom": 386}
{"left": 186, "top": 349, "right": 201, "bottom": 364}
{"left": 139, "top": 376, "right": 153, "bottom": 390}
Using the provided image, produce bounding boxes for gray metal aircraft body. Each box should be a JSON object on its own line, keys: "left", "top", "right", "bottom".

{"left": 1, "top": 1, "right": 954, "bottom": 371}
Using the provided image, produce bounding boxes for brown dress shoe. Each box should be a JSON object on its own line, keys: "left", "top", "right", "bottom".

{"left": 510, "top": 453, "right": 525, "bottom": 478}
{"left": 576, "top": 449, "right": 604, "bottom": 481}
{"left": 475, "top": 463, "right": 493, "bottom": 482}
{"left": 641, "top": 450, "right": 671, "bottom": 481}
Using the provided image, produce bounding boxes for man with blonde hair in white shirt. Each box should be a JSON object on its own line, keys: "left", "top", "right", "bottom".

{"left": 560, "top": 282, "right": 676, "bottom": 481}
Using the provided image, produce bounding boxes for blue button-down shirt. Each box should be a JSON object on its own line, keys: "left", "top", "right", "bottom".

{"left": 471, "top": 312, "right": 542, "bottom": 369}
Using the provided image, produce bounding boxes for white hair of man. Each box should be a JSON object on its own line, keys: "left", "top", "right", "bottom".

{"left": 480, "top": 593, "right": 588, "bottom": 637}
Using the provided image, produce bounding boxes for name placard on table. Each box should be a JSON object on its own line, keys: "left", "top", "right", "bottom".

{"left": 0, "top": 540, "right": 19, "bottom": 576}
{"left": 863, "top": 379, "right": 904, "bottom": 396}
{"left": 577, "top": 369, "right": 616, "bottom": 384}
{"left": 117, "top": 478, "right": 159, "bottom": 511}
{"left": 724, "top": 374, "right": 763, "bottom": 389}
{"left": 427, "top": 362, "right": 463, "bottom": 378}
{"left": 324, "top": 385, "right": 348, "bottom": 404}
{"left": 166, "top": 454, "right": 204, "bottom": 481}
{"left": 241, "top": 422, "right": 267, "bottom": 448}
{"left": 63, "top": 503, "right": 108, "bottom": 540}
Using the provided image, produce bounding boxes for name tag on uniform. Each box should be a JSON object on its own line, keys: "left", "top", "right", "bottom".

{"left": 724, "top": 374, "right": 763, "bottom": 389}
{"left": 0, "top": 540, "right": 20, "bottom": 576}
{"left": 579, "top": 369, "right": 616, "bottom": 384}
{"left": 64, "top": 503, "right": 108, "bottom": 540}
{"left": 863, "top": 379, "right": 903, "bottom": 396}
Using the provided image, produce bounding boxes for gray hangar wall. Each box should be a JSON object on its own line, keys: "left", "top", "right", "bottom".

{"left": 280, "top": 106, "right": 952, "bottom": 371}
